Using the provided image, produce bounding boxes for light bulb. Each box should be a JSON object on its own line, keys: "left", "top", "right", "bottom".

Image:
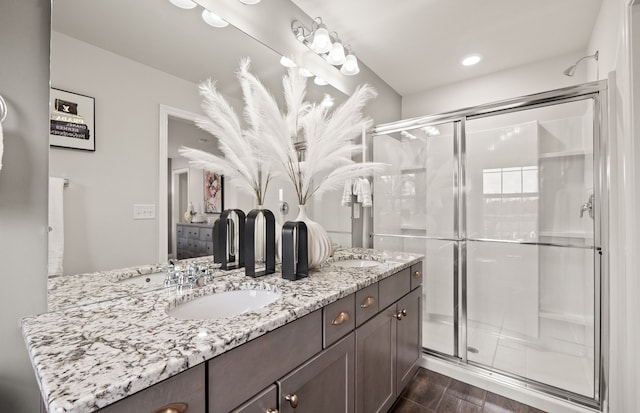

{"left": 326, "top": 42, "right": 346, "bottom": 65}
{"left": 168, "top": 0, "right": 197, "bottom": 9}
{"left": 310, "top": 26, "right": 332, "bottom": 54}
{"left": 202, "top": 9, "right": 229, "bottom": 28}
{"left": 314, "top": 76, "right": 328, "bottom": 86}
{"left": 239, "top": 0, "right": 261, "bottom": 3}
{"left": 280, "top": 56, "right": 297, "bottom": 68}
{"left": 299, "top": 68, "right": 314, "bottom": 77}
{"left": 340, "top": 54, "right": 360, "bottom": 75}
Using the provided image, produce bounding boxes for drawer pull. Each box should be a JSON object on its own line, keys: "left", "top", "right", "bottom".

{"left": 285, "top": 393, "right": 299, "bottom": 408}
{"left": 414, "top": 270, "right": 422, "bottom": 278}
{"left": 331, "top": 311, "right": 350, "bottom": 325}
{"left": 152, "top": 402, "right": 188, "bottom": 413}
{"left": 360, "top": 296, "right": 375, "bottom": 309}
{"left": 393, "top": 309, "right": 408, "bottom": 320}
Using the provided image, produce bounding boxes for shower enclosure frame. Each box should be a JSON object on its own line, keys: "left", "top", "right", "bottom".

{"left": 371, "top": 80, "right": 609, "bottom": 410}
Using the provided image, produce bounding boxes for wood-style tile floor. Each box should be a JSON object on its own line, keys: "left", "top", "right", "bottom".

{"left": 390, "top": 368, "right": 547, "bottom": 413}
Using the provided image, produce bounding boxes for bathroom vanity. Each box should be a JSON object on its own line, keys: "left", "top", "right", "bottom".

{"left": 22, "top": 248, "right": 423, "bottom": 413}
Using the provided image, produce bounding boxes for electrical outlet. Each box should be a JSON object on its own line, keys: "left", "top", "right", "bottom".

{"left": 133, "top": 204, "right": 156, "bottom": 220}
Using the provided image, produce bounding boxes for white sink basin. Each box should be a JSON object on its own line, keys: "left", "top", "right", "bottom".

{"left": 168, "top": 289, "right": 281, "bottom": 320}
{"left": 117, "top": 272, "right": 166, "bottom": 286}
{"left": 332, "top": 259, "right": 383, "bottom": 268}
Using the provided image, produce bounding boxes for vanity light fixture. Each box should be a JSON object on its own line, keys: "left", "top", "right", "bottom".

{"left": 340, "top": 46, "right": 360, "bottom": 75}
{"left": 462, "top": 54, "right": 482, "bottom": 66}
{"left": 202, "top": 9, "right": 229, "bottom": 28}
{"left": 168, "top": 0, "right": 197, "bottom": 9}
{"left": 291, "top": 17, "right": 360, "bottom": 76}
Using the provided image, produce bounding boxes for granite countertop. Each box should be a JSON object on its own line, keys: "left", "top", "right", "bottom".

{"left": 23, "top": 248, "right": 423, "bottom": 413}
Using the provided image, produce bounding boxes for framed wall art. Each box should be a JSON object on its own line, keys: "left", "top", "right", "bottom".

{"left": 204, "top": 170, "right": 223, "bottom": 213}
{"left": 49, "top": 88, "right": 95, "bottom": 151}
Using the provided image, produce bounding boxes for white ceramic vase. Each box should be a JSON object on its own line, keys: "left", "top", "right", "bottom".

{"left": 295, "top": 205, "right": 332, "bottom": 269}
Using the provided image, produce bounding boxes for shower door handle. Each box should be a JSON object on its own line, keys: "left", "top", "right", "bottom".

{"left": 580, "top": 194, "right": 594, "bottom": 219}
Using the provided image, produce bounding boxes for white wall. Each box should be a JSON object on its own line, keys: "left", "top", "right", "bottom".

{"left": 586, "top": 0, "right": 640, "bottom": 411}
{"left": 401, "top": 51, "right": 589, "bottom": 118}
{"left": 50, "top": 32, "right": 203, "bottom": 275}
{"left": 0, "top": 1, "right": 50, "bottom": 412}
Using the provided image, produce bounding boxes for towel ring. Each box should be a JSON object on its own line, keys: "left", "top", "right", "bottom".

{"left": 0, "top": 94, "right": 7, "bottom": 123}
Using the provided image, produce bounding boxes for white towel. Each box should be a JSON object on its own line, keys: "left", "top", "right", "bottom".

{"left": 0, "top": 121, "right": 4, "bottom": 171}
{"left": 341, "top": 178, "right": 353, "bottom": 207}
{"left": 48, "top": 177, "right": 65, "bottom": 277}
{"left": 359, "top": 178, "right": 373, "bottom": 207}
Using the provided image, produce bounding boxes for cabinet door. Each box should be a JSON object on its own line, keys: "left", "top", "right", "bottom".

{"left": 278, "top": 333, "right": 355, "bottom": 413}
{"left": 396, "top": 287, "right": 422, "bottom": 393}
{"left": 355, "top": 307, "right": 396, "bottom": 413}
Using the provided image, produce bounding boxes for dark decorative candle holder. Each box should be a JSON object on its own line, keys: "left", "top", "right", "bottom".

{"left": 245, "top": 208, "right": 276, "bottom": 277}
{"left": 281, "top": 221, "right": 309, "bottom": 281}
{"left": 214, "top": 209, "right": 246, "bottom": 270}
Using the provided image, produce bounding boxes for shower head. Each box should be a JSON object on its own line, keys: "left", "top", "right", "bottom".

{"left": 563, "top": 51, "right": 599, "bottom": 77}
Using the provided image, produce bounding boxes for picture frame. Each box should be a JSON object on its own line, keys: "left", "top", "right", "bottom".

{"left": 204, "top": 170, "right": 224, "bottom": 213}
{"left": 49, "top": 88, "right": 96, "bottom": 151}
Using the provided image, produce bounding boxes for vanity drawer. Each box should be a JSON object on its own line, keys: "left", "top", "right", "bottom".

{"left": 231, "top": 384, "right": 277, "bottom": 413}
{"left": 355, "top": 283, "right": 379, "bottom": 327}
{"left": 200, "top": 227, "right": 213, "bottom": 241}
{"left": 208, "top": 310, "right": 322, "bottom": 413}
{"left": 410, "top": 262, "right": 423, "bottom": 290}
{"left": 176, "top": 225, "right": 184, "bottom": 237}
{"left": 97, "top": 363, "right": 205, "bottom": 413}
{"left": 378, "top": 268, "right": 411, "bottom": 310}
{"left": 186, "top": 227, "right": 200, "bottom": 239}
{"left": 323, "top": 293, "right": 355, "bottom": 348}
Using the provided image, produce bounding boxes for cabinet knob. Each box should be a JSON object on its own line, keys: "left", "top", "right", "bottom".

{"left": 152, "top": 402, "right": 188, "bottom": 413}
{"left": 285, "top": 393, "right": 299, "bottom": 408}
{"left": 360, "top": 296, "right": 375, "bottom": 308}
{"left": 393, "top": 309, "right": 407, "bottom": 320}
{"left": 331, "top": 311, "right": 350, "bottom": 325}
{"left": 413, "top": 270, "right": 422, "bottom": 278}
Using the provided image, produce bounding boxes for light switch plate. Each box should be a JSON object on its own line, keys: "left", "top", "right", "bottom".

{"left": 133, "top": 204, "right": 156, "bottom": 220}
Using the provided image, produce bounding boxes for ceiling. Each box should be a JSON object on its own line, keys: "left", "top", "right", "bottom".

{"left": 52, "top": 0, "right": 603, "bottom": 100}
{"left": 291, "top": 0, "right": 603, "bottom": 95}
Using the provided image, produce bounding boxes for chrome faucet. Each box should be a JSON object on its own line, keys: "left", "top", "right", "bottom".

{"left": 165, "top": 262, "right": 209, "bottom": 289}
{"left": 580, "top": 194, "right": 594, "bottom": 219}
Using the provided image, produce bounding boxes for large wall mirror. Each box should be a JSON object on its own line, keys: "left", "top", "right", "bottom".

{"left": 48, "top": 0, "right": 355, "bottom": 308}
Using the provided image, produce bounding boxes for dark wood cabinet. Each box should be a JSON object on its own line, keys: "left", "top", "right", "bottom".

{"left": 396, "top": 287, "right": 422, "bottom": 393}
{"left": 96, "top": 363, "right": 205, "bottom": 413}
{"left": 356, "top": 307, "right": 396, "bottom": 413}
{"left": 279, "top": 333, "right": 355, "bottom": 413}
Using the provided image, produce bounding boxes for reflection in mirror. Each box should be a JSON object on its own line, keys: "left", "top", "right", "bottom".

{"left": 48, "top": 0, "right": 348, "bottom": 310}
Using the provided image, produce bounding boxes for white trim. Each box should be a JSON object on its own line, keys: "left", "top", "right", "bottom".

{"left": 158, "top": 104, "right": 203, "bottom": 263}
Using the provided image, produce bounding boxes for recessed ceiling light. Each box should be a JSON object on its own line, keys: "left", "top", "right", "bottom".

{"left": 462, "top": 54, "right": 482, "bottom": 66}
{"left": 239, "top": 0, "right": 261, "bottom": 4}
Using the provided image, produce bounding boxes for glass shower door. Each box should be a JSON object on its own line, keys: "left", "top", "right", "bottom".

{"left": 373, "top": 122, "right": 458, "bottom": 356}
{"left": 464, "top": 98, "right": 597, "bottom": 398}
